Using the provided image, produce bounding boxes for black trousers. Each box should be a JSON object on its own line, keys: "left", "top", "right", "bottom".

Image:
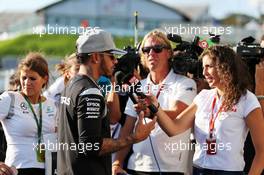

{"left": 17, "top": 168, "right": 45, "bottom": 175}
{"left": 127, "top": 169, "right": 184, "bottom": 175}
{"left": 193, "top": 166, "right": 244, "bottom": 175}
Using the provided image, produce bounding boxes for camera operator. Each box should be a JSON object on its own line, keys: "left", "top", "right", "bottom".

{"left": 112, "top": 29, "right": 197, "bottom": 175}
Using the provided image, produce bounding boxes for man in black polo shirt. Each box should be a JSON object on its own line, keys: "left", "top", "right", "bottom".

{"left": 57, "top": 28, "right": 156, "bottom": 175}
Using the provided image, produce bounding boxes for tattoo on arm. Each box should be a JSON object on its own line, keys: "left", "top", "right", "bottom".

{"left": 99, "top": 135, "right": 136, "bottom": 156}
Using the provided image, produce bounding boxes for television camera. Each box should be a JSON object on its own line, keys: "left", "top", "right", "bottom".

{"left": 167, "top": 33, "right": 220, "bottom": 78}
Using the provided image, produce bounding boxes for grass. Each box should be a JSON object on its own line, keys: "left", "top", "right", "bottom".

{"left": 0, "top": 34, "right": 137, "bottom": 58}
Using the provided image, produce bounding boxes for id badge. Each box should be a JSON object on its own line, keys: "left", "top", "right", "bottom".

{"left": 206, "top": 137, "right": 217, "bottom": 155}
{"left": 36, "top": 144, "right": 45, "bottom": 162}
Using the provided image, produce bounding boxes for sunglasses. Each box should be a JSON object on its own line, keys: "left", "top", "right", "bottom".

{"left": 99, "top": 52, "right": 116, "bottom": 61}
{"left": 141, "top": 45, "right": 170, "bottom": 54}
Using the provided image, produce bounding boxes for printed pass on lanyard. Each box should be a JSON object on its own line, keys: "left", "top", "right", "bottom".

{"left": 206, "top": 95, "right": 223, "bottom": 155}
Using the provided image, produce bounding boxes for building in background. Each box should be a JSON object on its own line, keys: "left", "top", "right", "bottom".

{"left": 1, "top": 0, "right": 262, "bottom": 42}
{"left": 35, "top": 0, "right": 190, "bottom": 35}
{"left": 0, "top": 0, "right": 191, "bottom": 37}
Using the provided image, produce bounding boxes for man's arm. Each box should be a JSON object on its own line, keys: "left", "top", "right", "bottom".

{"left": 111, "top": 116, "right": 136, "bottom": 162}
{"left": 112, "top": 99, "right": 189, "bottom": 171}
{"left": 100, "top": 112, "right": 155, "bottom": 155}
{"left": 77, "top": 89, "right": 155, "bottom": 157}
{"left": 112, "top": 116, "right": 137, "bottom": 174}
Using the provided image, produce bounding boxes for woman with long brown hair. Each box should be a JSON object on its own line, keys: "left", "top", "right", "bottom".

{"left": 147, "top": 45, "right": 264, "bottom": 175}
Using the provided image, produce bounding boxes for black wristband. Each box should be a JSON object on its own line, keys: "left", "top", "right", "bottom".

{"left": 148, "top": 112, "right": 155, "bottom": 119}
{"left": 148, "top": 103, "right": 160, "bottom": 119}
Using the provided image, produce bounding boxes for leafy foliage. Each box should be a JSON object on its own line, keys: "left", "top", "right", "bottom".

{"left": 0, "top": 34, "right": 136, "bottom": 57}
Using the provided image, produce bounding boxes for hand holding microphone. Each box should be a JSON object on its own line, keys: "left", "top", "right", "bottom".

{"left": 115, "top": 71, "right": 160, "bottom": 118}
{"left": 134, "top": 95, "right": 160, "bottom": 119}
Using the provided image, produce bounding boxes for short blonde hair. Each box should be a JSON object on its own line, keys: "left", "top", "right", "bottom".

{"left": 139, "top": 29, "right": 173, "bottom": 68}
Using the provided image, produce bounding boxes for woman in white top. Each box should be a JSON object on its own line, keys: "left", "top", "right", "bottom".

{"left": 0, "top": 52, "right": 57, "bottom": 175}
{"left": 147, "top": 45, "right": 264, "bottom": 175}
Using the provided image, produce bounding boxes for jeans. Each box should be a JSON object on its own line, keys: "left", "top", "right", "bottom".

{"left": 193, "top": 166, "right": 245, "bottom": 175}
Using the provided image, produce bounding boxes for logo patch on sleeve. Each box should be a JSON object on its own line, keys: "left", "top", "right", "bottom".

{"left": 85, "top": 98, "right": 101, "bottom": 119}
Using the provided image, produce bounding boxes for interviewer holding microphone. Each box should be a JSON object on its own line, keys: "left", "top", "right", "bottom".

{"left": 147, "top": 45, "right": 264, "bottom": 175}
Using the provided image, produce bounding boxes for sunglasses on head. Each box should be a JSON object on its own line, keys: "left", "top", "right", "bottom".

{"left": 141, "top": 45, "right": 169, "bottom": 54}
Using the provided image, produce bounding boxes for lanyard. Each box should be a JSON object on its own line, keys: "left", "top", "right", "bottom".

{"left": 209, "top": 96, "right": 223, "bottom": 137}
{"left": 147, "top": 83, "right": 164, "bottom": 99}
{"left": 23, "top": 94, "right": 42, "bottom": 145}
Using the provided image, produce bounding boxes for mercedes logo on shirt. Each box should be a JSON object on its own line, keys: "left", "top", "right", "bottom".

{"left": 20, "top": 102, "right": 28, "bottom": 111}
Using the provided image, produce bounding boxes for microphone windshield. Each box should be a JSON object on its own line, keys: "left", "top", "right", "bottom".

{"left": 114, "top": 71, "right": 126, "bottom": 85}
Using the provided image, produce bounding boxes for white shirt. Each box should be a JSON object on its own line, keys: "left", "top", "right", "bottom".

{"left": 124, "top": 69, "right": 197, "bottom": 172}
{"left": 111, "top": 123, "right": 121, "bottom": 163}
{"left": 43, "top": 76, "right": 65, "bottom": 104}
{"left": 193, "top": 89, "right": 261, "bottom": 171}
{"left": 0, "top": 91, "right": 57, "bottom": 169}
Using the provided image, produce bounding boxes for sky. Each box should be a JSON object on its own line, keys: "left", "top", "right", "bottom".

{"left": 158, "top": 0, "right": 264, "bottom": 19}
{"left": 0, "top": 0, "right": 263, "bottom": 19}
{"left": 0, "top": 0, "right": 58, "bottom": 12}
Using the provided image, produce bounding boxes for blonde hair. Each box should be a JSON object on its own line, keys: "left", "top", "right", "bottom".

{"left": 56, "top": 53, "right": 79, "bottom": 84}
{"left": 139, "top": 29, "right": 173, "bottom": 68}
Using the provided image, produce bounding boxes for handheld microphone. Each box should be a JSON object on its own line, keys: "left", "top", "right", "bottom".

{"left": 115, "top": 71, "right": 138, "bottom": 104}
{"left": 115, "top": 71, "right": 159, "bottom": 115}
